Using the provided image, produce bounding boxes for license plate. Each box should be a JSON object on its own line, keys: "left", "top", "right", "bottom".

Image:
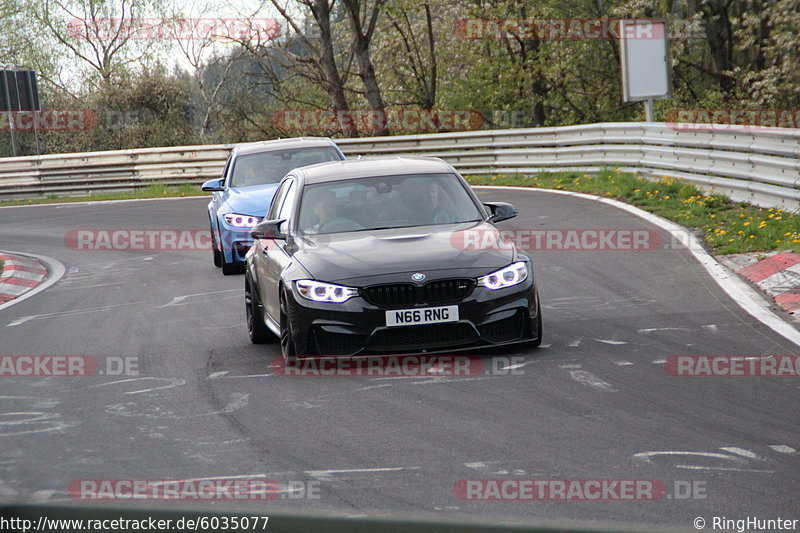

{"left": 385, "top": 305, "right": 459, "bottom": 327}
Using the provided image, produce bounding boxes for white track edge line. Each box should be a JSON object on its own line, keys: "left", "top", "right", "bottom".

{"left": 475, "top": 185, "right": 800, "bottom": 347}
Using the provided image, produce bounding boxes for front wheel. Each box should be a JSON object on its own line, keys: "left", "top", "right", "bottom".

{"left": 279, "top": 287, "right": 298, "bottom": 361}
{"left": 245, "top": 275, "right": 273, "bottom": 344}
{"left": 222, "top": 254, "right": 243, "bottom": 275}
{"left": 211, "top": 226, "right": 222, "bottom": 267}
{"left": 529, "top": 300, "right": 543, "bottom": 348}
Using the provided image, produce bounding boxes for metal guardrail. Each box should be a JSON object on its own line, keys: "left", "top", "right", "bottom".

{"left": 0, "top": 123, "right": 798, "bottom": 210}
{"left": 0, "top": 144, "right": 232, "bottom": 199}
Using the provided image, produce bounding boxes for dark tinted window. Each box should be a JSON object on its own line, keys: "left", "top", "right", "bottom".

{"left": 299, "top": 173, "right": 482, "bottom": 234}
{"left": 230, "top": 147, "right": 341, "bottom": 188}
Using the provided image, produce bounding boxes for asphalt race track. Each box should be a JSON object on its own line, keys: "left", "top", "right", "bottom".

{"left": 1, "top": 188, "right": 798, "bottom": 530}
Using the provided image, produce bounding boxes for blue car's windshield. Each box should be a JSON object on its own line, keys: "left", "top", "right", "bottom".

{"left": 230, "top": 147, "right": 341, "bottom": 188}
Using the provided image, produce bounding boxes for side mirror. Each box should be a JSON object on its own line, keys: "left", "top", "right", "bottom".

{"left": 484, "top": 202, "right": 517, "bottom": 223}
{"left": 201, "top": 178, "right": 225, "bottom": 192}
{"left": 251, "top": 219, "right": 286, "bottom": 240}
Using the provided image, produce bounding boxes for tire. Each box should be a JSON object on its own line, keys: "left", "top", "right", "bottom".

{"left": 279, "top": 287, "right": 298, "bottom": 361}
{"left": 529, "top": 300, "right": 543, "bottom": 348}
{"left": 222, "top": 254, "right": 243, "bottom": 275}
{"left": 211, "top": 226, "right": 222, "bottom": 267}
{"left": 245, "top": 275, "right": 273, "bottom": 344}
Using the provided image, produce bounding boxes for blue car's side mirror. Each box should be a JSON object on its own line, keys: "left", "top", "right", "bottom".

{"left": 202, "top": 178, "right": 225, "bottom": 192}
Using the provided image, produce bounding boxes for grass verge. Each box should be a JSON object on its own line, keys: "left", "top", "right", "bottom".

{"left": 467, "top": 169, "right": 800, "bottom": 255}
{"left": 0, "top": 184, "right": 203, "bottom": 207}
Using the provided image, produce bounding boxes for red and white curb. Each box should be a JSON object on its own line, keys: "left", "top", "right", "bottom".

{"left": 0, "top": 253, "right": 49, "bottom": 304}
{"left": 737, "top": 252, "right": 800, "bottom": 315}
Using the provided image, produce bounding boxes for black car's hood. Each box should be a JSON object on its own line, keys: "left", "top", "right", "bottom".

{"left": 291, "top": 221, "right": 518, "bottom": 284}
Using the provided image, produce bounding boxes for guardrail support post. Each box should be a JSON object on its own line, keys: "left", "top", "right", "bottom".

{"left": 644, "top": 99, "right": 655, "bottom": 122}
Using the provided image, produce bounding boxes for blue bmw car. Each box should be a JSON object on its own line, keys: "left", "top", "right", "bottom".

{"left": 202, "top": 138, "right": 345, "bottom": 274}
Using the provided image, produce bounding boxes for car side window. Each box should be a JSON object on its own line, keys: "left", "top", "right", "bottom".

{"left": 221, "top": 155, "right": 232, "bottom": 186}
{"left": 277, "top": 180, "right": 297, "bottom": 229}
{"left": 267, "top": 180, "right": 290, "bottom": 220}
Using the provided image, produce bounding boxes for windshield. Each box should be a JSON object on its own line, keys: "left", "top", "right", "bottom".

{"left": 298, "top": 173, "right": 483, "bottom": 234}
{"left": 229, "top": 147, "right": 341, "bottom": 188}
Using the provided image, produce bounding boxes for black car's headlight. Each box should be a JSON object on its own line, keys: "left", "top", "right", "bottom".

{"left": 223, "top": 213, "right": 260, "bottom": 228}
{"left": 296, "top": 280, "right": 358, "bottom": 303}
{"left": 477, "top": 261, "right": 528, "bottom": 290}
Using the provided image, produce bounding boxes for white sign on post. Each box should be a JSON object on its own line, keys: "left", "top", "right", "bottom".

{"left": 619, "top": 19, "right": 671, "bottom": 121}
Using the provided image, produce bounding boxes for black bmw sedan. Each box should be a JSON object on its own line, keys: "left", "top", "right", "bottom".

{"left": 244, "top": 157, "right": 542, "bottom": 358}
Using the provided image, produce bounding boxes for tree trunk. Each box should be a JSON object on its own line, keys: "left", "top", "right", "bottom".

{"left": 342, "top": 0, "right": 389, "bottom": 136}
{"left": 312, "top": 0, "right": 358, "bottom": 137}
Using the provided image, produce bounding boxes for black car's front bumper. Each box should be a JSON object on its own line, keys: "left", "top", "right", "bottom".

{"left": 284, "top": 278, "right": 540, "bottom": 357}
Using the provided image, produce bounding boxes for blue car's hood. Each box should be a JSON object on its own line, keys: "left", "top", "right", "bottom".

{"left": 223, "top": 184, "right": 280, "bottom": 217}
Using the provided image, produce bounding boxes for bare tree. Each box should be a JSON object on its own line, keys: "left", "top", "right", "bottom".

{"left": 268, "top": 0, "right": 358, "bottom": 136}
{"left": 30, "top": 0, "right": 162, "bottom": 87}
{"left": 341, "top": 0, "right": 388, "bottom": 134}
{"left": 165, "top": 1, "right": 253, "bottom": 137}
{"left": 384, "top": 0, "right": 437, "bottom": 109}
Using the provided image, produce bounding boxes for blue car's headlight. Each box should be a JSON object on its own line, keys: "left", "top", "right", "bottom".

{"left": 296, "top": 280, "right": 358, "bottom": 303}
{"left": 223, "top": 213, "right": 260, "bottom": 228}
{"left": 477, "top": 261, "right": 528, "bottom": 290}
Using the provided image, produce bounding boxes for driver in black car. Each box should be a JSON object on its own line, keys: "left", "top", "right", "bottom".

{"left": 409, "top": 179, "right": 453, "bottom": 224}
{"left": 307, "top": 190, "right": 338, "bottom": 233}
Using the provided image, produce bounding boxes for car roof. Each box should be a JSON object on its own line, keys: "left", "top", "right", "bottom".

{"left": 234, "top": 137, "right": 338, "bottom": 156}
{"left": 292, "top": 157, "right": 454, "bottom": 185}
